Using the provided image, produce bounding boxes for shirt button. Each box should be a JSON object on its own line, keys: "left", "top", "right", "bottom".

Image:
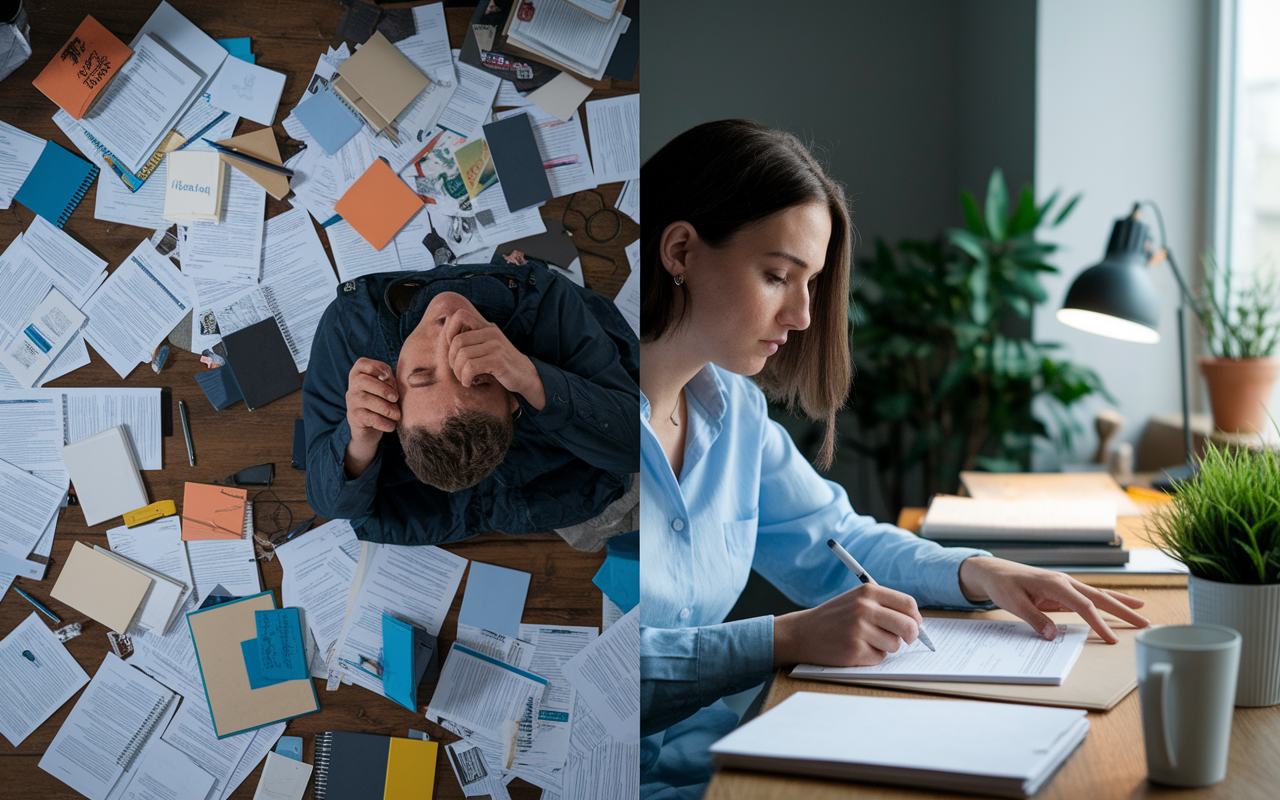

{"left": 672, "top": 518, "right": 684, "bottom": 531}
{"left": 679, "top": 608, "right": 691, "bottom": 620}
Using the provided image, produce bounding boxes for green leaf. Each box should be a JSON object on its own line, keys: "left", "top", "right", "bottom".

{"left": 985, "top": 169, "right": 1009, "bottom": 242}
{"left": 961, "top": 190, "right": 986, "bottom": 235}
{"left": 968, "top": 262, "right": 991, "bottom": 325}
{"left": 947, "top": 229, "right": 988, "bottom": 264}
{"left": 1007, "top": 186, "right": 1038, "bottom": 238}
{"left": 1052, "top": 193, "right": 1082, "bottom": 227}
{"left": 1033, "top": 189, "right": 1060, "bottom": 229}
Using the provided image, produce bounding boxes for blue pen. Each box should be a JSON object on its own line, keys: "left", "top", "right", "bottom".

{"left": 12, "top": 587, "right": 61, "bottom": 624}
{"left": 200, "top": 139, "right": 295, "bottom": 177}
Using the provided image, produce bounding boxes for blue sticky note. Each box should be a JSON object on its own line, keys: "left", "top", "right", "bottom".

{"left": 216, "top": 37, "right": 253, "bottom": 56}
{"left": 458, "top": 562, "right": 531, "bottom": 639}
{"left": 593, "top": 534, "right": 639, "bottom": 612}
{"left": 241, "top": 638, "right": 288, "bottom": 690}
{"left": 292, "top": 86, "right": 364, "bottom": 155}
{"left": 254, "top": 608, "right": 308, "bottom": 681}
{"left": 276, "top": 736, "right": 303, "bottom": 761}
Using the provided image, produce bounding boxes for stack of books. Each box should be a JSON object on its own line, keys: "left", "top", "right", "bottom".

{"left": 920, "top": 495, "right": 1129, "bottom": 567}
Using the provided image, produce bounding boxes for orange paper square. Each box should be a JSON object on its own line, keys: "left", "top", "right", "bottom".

{"left": 33, "top": 16, "right": 132, "bottom": 119}
{"left": 182, "top": 482, "right": 248, "bottom": 540}
{"left": 334, "top": 158, "right": 424, "bottom": 251}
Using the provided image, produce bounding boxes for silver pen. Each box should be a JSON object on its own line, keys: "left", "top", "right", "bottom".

{"left": 179, "top": 400, "right": 196, "bottom": 467}
{"left": 827, "top": 538, "right": 936, "bottom": 652}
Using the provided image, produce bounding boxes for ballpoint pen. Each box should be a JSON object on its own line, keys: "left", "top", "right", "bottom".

{"left": 200, "top": 139, "right": 295, "bottom": 177}
{"left": 13, "top": 586, "right": 62, "bottom": 624}
{"left": 827, "top": 538, "right": 937, "bottom": 652}
{"left": 179, "top": 400, "right": 196, "bottom": 467}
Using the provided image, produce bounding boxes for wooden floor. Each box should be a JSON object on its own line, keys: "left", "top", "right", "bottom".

{"left": 0, "top": 1, "right": 639, "bottom": 797}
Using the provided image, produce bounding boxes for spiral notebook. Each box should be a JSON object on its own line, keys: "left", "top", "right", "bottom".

{"left": 13, "top": 140, "right": 98, "bottom": 228}
{"left": 313, "top": 731, "right": 438, "bottom": 800}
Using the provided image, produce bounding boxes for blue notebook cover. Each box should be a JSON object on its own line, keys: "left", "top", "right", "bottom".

{"left": 14, "top": 141, "right": 98, "bottom": 228}
{"left": 293, "top": 85, "right": 364, "bottom": 155}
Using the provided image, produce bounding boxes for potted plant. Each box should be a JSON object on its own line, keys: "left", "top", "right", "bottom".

{"left": 1198, "top": 255, "right": 1280, "bottom": 434}
{"left": 1149, "top": 439, "right": 1280, "bottom": 706}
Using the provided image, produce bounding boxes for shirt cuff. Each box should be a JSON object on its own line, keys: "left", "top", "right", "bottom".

{"left": 330, "top": 417, "right": 383, "bottom": 490}
{"left": 522, "top": 357, "right": 574, "bottom": 430}
{"left": 699, "top": 615, "right": 775, "bottom": 696}
{"left": 927, "top": 547, "right": 998, "bottom": 610}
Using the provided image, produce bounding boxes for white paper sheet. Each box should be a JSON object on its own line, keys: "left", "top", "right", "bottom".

{"left": 333, "top": 542, "right": 467, "bottom": 695}
{"left": 585, "top": 93, "right": 639, "bottom": 184}
{"left": 494, "top": 106, "right": 596, "bottom": 198}
{"left": 159, "top": 698, "right": 254, "bottom": 800}
{"left": 613, "top": 240, "right": 640, "bottom": 337}
{"left": 0, "top": 456, "right": 65, "bottom": 559}
{"left": 516, "top": 625, "right": 598, "bottom": 772}
{"left": 439, "top": 51, "right": 503, "bottom": 139}
{"left": 560, "top": 738, "right": 639, "bottom": 800}
{"left": 426, "top": 643, "right": 550, "bottom": 739}
{"left": 23, "top": 215, "right": 109, "bottom": 304}
{"left": 39, "top": 653, "right": 176, "bottom": 800}
{"left": 106, "top": 517, "right": 195, "bottom": 634}
{"left": 0, "top": 236, "right": 68, "bottom": 372}
{"left": 469, "top": 180, "right": 548, "bottom": 242}
{"left": 250, "top": 751, "right": 311, "bottom": 800}
{"left": 276, "top": 519, "right": 360, "bottom": 667}
{"left": 115, "top": 739, "right": 216, "bottom": 800}
{"left": 496, "top": 80, "right": 532, "bottom": 109}
{"left": 456, "top": 624, "right": 536, "bottom": 671}
{"left": 220, "top": 723, "right": 286, "bottom": 800}
{"left": 0, "top": 288, "right": 87, "bottom": 389}
{"left": 102, "top": 700, "right": 181, "bottom": 800}
{"left": 0, "top": 120, "right": 43, "bottom": 209}
{"left": 206, "top": 58, "right": 286, "bottom": 127}
{"left": 183, "top": 164, "right": 266, "bottom": 284}
{"left": 82, "top": 241, "right": 191, "bottom": 379}
{"left": 55, "top": 387, "right": 163, "bottom": 470}
{"left": 448, "top": 739, "right": 513, "bottom": 799}
{"left": 187, "top": 538, "right": 261, "bottom": 601}
{"left": 791, "top": 618, "right": 1089, "bottom": 685}
{"left": 130, "top": 624, "right": 204, "bottom": 702}
{"left": 561, "top": 606, "right": 638, "bottom": 743}
{"left": 329, "top": 218, "right": 404, "bottom": 282}
{"left": 0, "top": 390, "right": 67, "bottom": 483}
{"left": 615, "top": 178, "right": 638, "bottom": 223}
{"left": 0, "top": 613, "right": 90, "bottom": 746}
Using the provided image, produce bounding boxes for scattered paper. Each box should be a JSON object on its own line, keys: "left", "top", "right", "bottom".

{"left": 585, "top": 93, "right": 639, "bottom": 184}
{"left": 82, "top": 241, "right": 191, "bottom": 379}
{"left": 0, "top": 288, "right": 87, "bottom": 389}
{"left": 426, "top": 643, "right": 549, "bottom": 740}
{"left": 183, "top": 164, "right": 266, "bottom": 284}
{"left": 250, "top": 751, "right": 311, "bottom": 800}
{"left": 0, "top": 613, "right": 90, "bottom": 746}
{"left": 561, "top": 606, "right": 639, "bottom": 743}
{"left": 206, "top": 58, "right": 286, "bottom": 127}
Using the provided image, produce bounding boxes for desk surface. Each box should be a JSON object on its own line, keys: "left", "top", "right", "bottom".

{"left": 704, "top": 588, "right": 1280, "bottom": 800}
{"left": 0, "top": 2, "right": 638, "bottom": 798}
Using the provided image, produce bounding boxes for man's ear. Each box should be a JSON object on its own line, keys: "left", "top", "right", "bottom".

{"left": 659, "top": 221, "right": 698, "bottom": 282}
{"left": 509, "top": 392, "right": 519, "bottom": 416}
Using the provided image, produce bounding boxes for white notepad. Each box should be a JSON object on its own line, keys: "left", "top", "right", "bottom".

{"left": 60, "top": 425, "right": 148, "bottom": 526}
{"left": 710, "top": 692, "right": 1089, "bottom": 799}
{"left": 163, "top": 149, "right": 225, "bottom": 222}
{"left": 790, "top": 618, "right": 1088, "bottom": 685}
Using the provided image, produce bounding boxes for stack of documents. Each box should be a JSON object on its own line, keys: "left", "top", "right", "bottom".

{"left": 60, "top": 424, "right": 149, "bottom": 526}
{"left": 50, "top": 541, "right": 187, "bottom": 635}
{"left": 921, "top": 495, "right": 1129, "bottom": 567}
{"left": 710, "top": 692, "right": 1089, "bottom": 799}
{"left": 505, "top": 0, "right": 631, "bottom": 80}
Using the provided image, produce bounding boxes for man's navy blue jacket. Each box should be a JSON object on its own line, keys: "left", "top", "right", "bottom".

{"left": 302, "top": 260, "right": 639, "bottom": 545}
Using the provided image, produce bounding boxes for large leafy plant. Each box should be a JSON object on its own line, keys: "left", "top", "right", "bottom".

{"left": 1149, "top": 439, "right": 1280, "bottom": 584}
{"left": 841, "top": 170, "right": 1111, "bottom": 512}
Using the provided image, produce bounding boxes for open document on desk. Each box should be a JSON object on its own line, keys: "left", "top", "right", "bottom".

{"left": 791, "top": 618, "right": 1088, "bottom": 685}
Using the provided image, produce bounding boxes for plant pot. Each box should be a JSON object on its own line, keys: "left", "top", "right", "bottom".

{"left": 1198, "top": 356, "right": 1280, "bottom": 434}
{"left": 1188, "top": 575, "right": 1280, "bottom": 706}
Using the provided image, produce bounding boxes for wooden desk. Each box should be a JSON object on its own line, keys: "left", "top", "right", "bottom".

{"left": 704, "top": 588, "right": 1280, "bottom": 800}
{"left": 0, "top": 2, "right": 638, "bottom": 798}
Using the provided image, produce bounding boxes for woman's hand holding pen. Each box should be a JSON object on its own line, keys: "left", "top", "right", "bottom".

{"left": 957, "top": 556, "right": 1150, "bottom": 643}
{"left": 772, "top": 583, "right": 924, "bottom": 668}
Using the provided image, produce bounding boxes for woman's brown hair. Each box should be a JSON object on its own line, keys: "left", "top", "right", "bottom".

{"left": 640, "top": 119, "right": 853, "bottom": 468}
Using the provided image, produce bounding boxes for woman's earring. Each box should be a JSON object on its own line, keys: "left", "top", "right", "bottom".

{"left": 673, "top": 274, "right": 684, "bottom": 286}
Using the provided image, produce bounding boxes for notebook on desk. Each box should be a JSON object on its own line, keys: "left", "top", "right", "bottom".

{"left": 312, "top": 730, "right": 438, "bottom": 800}
{"left": 13, "top": 140, "right": 98, "bottom": 228}
{"left": 710, "top": 692, "right": 1089, "bottom": 800}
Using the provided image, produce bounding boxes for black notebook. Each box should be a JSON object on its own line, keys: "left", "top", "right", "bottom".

{"left": 219, "top": 317, "right": 301, "bottom": 411}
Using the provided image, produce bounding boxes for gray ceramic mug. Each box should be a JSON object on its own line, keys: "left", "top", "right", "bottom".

{"left": 1136, "top": 624, "right": 1241, "bottom": 787}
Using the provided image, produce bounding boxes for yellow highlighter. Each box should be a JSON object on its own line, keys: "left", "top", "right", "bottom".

{"left": 123, "top": 500, "right": 177, "bottom": 528}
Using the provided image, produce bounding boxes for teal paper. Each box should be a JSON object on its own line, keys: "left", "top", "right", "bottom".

{"left": 593, "top": 536, "right": 639, "bottom": 612}
{"left": 241, "top": 638, "right": 288, "bottom": 690}
{"left": 254, "top": 608, "right": 308, "bottom": 680}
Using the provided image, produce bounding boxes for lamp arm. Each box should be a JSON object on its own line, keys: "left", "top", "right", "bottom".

{"left": 1141, "top": 199, "right": 1205, "bottom": 319}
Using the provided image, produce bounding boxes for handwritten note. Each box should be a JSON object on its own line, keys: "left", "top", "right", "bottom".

{"left": 254, "top": 608, "right": 307, "bottom": 681}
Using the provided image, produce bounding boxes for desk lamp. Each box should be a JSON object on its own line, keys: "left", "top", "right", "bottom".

{"left": 1056, "top": 202, "right": 1202, "bottom": 488}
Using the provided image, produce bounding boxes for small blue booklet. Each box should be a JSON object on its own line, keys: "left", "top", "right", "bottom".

{"left": 14, "top": 141, "right": 98, "bottom": 228}
{"left": 292, "top": 84, "right": 364, "bottom": 155}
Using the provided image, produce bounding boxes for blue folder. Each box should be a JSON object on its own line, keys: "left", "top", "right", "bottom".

{"left": 382, "top": 613, "right": 439, "bottom": 712}
{"left": 292, "top": 85, "right": 364, "bottom": 155}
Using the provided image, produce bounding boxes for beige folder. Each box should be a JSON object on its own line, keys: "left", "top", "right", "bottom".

{"left": 792, "top": 610, "right": 1138, "bottom": 711}
{"left": 187, "top": 590, "right": 319, "bottom": 738}
{"left": 332, "top": 31, "right": 429, "bottom": 136}
{"left": 216, "top": 127, "right": 289, "bottom": 200}
{"left": 51, "top": 541, "right": 153, "bottom": 633}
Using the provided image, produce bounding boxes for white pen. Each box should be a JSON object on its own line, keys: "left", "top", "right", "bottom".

{"left": 827, "top": 538, "right": 936, "bottom": 652}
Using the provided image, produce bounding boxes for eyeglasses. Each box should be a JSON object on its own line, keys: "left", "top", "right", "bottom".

{"left": 561, "top": 190, "right": 621, "bottom": 272}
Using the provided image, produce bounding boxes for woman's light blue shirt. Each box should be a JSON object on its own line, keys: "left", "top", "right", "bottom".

{"left": 640, "top": 364, "right": 991, "bottom": 794}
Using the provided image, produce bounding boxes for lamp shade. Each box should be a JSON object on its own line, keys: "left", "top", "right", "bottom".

{"left": 1057, "top": 213, "right": 1161, "bottom": 343}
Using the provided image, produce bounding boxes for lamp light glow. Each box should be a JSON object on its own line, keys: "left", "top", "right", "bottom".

{"left": 1056, "top": 308, "right": 1160, "bottom": 343}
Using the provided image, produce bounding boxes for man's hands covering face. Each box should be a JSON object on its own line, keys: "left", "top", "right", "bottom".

{"left": 343, "top": 357, "right": 398, "bottom": 478}
{"left": 444, "top": 307, "right": 546, "bottom": 410}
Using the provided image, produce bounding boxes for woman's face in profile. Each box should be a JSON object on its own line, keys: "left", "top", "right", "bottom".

{"left": 680, "top": 202, "right": 831, "bottom": 375}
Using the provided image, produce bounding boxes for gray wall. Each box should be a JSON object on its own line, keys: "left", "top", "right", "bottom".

{"left": 643, "top": 0, "right": 1038, "bottom": 254}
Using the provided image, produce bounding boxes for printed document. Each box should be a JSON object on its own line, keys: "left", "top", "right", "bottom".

{"left": 55, "top": 387, "right": 164, "bottom": 470}
{"left": 562, "top": 606, "right": 639, "bottom": 743}
{"left": 184, "top": 165, "right": 266, "bottom": 284}
{"left": 24, "top": 215, "right": 109, "bottom": 304}
{"left": 0, "top": 120, "right": 43, "bottom": 208}
{"left": 495, "top": 106, "right": 596, "bottom": 198}
{"left": 0, "top": 390, "right": 67, "bottom": 484}
{"left": 187, "top": 538, "right": 261, "bottom": 601}
{"left": 426, "top": 643, "right": 550, "bottom": 739}
{"left": 83, "top": 241, "right": 191, "bottom": 379}
{"left": 0, "top": 287, "right": 86, "bottom": 389}
{"left": 791, "top": 618, "right": 1089, "bottom": 685}
{"left": 613, "top": 240, "right": 640, "bottom": 337}
{"left": 438, "top": 51, "right": 502, "bottom": 139}
{"left": 516, "top": 625, "right": 598, "bottom": 771}
{"left": 585, "top": 93, "right": 639, "bottom": 183}
{"left": 220, "top": 724, "right": 286, "bottom": 800}
{"left": 329, "top": 218, "right": 404, "bottom": 282}
{"left": 115, "top": 739, "right": 216, "bottom": 800}
{"left": 39, "top": 653, "right": 176, "bottom": 800}
{"left": 0, "top": 613, "right": 90, "bottom": 746}
{"left": 276, "top": 519, "right": 360, "bottom": 668}
{"left": 159, "top": 698, "right": 254, "bottom": 800}
{"left": 106, "top": 517, "right": 195, "bottom": 633}
{"left": 0, "top": 455, "right": 65, "bottom": 559}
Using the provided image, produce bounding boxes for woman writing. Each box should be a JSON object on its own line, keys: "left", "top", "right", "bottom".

{"left": 638, "top": 119, "right": 1150, "bottom": 799}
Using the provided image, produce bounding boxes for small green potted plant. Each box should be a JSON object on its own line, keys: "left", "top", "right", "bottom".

{"left": 1149, "top": 439, "right": 1280, "bottom": 706}
{"left": 1198, "top": 255, "right": 1280, "bottom": 434}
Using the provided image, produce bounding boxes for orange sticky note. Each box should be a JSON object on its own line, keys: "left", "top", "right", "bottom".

{"left": 182, "top": 483, "right": 248, "bottom": 541}
{"left": 334, "top": 158, "right": 424, "bottom": 251}
{"left": 33, "top": 16, "right": 133, "bottom": 120}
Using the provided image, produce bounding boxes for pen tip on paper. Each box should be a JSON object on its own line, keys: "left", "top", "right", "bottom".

{"left": 827, "top": 538, "right": 837, "bottom": 549}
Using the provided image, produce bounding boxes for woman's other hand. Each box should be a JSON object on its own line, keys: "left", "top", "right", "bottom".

{"left": 773, "top": 583, "right": 923, "bottom": 668}
{"left": 958, "top": 556, "right": 1150, "bottom": 643}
